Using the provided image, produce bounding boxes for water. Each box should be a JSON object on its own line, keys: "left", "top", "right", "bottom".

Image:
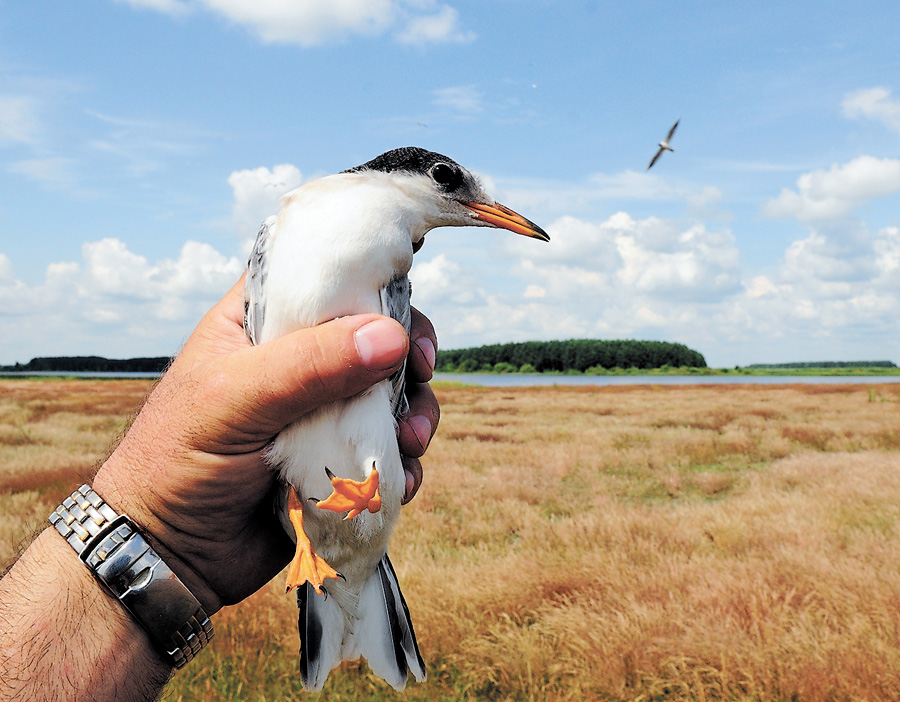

{"left": 432, "top": 373, "right": 900, "bottom": 387}
{"left": 2, "top": 370, "right": 899, "bottom": 386}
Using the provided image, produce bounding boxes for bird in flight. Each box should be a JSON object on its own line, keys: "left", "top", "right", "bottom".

{"left": 647, "top": 119, "right": 680, "bottom": 170}
{"left": 242, "top": 147, "right": 548, "bottom": 692}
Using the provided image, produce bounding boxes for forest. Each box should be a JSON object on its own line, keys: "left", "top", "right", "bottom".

{"left": 436, "top": 339, "right": 707, "bottom": 373}
{"left": 0, "top": 356, "right": 170, "bottom": 373}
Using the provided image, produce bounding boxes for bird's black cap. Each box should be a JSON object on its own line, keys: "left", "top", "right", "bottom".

{"left": 344, "top": 147, "right": 460, "bottom": 176}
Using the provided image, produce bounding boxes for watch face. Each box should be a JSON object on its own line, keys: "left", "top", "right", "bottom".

{"left": 50, "top": 485, "right": 213, "bottom": 668}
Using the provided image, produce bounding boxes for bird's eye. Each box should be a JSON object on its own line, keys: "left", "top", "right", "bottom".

{"left": 430, "top": 163, "right": 461, "bottom": 190}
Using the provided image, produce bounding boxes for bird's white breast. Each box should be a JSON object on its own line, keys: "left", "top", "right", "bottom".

{"left": 258, "top": 173, "right": 422, "bottom": 582}
{"left": 258, "top": 174, "right": 419, "bottom": 343}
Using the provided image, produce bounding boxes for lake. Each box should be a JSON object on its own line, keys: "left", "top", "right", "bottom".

{"left": 432, "top": 373, "right": 900, "bottom": 387}
{"left": 2, "top": 371, "right": 899, "bottom": 387}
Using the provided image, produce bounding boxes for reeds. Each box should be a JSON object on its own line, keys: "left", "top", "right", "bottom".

{"left": 3, "top": 380, "right": 900, "bottom": 700}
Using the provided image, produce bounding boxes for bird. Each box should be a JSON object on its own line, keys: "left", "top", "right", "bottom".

{"left": 242, "top": 147, "right": 549, "bottom": 692}
{"left": 647, "top": 119, "right": 680, "bottom": 170}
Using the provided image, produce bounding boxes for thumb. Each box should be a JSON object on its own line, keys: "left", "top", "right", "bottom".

{"left": 197, "top": 314, "right": 409, "bottom": 450}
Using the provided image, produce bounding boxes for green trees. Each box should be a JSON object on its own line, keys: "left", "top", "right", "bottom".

{"left": 436, "top": 339, "right": 707, "bottom": 373}
{"left": 0, "top": 356, "right": 170, "bottom": 373}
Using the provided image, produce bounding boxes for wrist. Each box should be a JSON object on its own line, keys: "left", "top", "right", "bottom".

{"left": 48, "top": 484, "right": 215, "bottom": 669}
{"left": 92, "top": 460, "right": 223, "bottom": 616}
{"left": 0, "top": 528, "right": 173, "bottom": 699}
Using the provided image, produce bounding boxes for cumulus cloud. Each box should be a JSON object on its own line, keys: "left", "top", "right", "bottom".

{"left": 763, "top": 156, "right": 900, "bottom": 221}
{"left": 0, "top": 239, "right": 242, "bottom": 361}
{"left": 512, "top": 212, "right": 740, "bottom": 302}
{"left": 228, "top": 163, "right": 303, "bottom": 245}
{"left": 409, "top": 211, "right": 744, "bottom": 355}
{"left": 409, "top": 253, "right": 477, "bottom": 306}
{"left": 712, "top": 221, "right": 900, "bottom": 361}
{"left": 843, "top": 87, "right": 900, "bottom": 133}
{"left": 410, "top": 192, "right": 899, "bottom": 365}
{"left": 116, "top": 0, "right": 472, "bottom": 46}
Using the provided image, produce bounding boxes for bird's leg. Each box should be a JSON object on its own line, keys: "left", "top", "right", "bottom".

{"left": 316, "top": 463, "right": 382, "bottom": 519}
{"left": 285, "top": 487, "right": 340, "bottom": 595}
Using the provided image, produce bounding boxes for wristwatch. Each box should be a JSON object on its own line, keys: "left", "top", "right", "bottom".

{"left": 49, "top": 484, "right": 214, "bottom": 669}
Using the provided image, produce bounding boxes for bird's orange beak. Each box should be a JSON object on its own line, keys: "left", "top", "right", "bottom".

{"left": 462, "top": 201, "right": 550, "bottom": 242}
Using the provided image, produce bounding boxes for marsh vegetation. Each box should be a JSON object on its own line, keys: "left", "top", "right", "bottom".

{"left": 2, "top": 379, "right": 899, "bottom": 701}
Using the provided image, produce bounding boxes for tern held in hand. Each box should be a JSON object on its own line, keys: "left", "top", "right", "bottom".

{"left": 242, "top": 147, "right": 549, "bottom": 691}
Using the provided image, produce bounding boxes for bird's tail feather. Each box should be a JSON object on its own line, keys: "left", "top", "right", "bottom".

{"left": 298, "top": 583, "right": 344, "bottom": 691}
{"left": 296, "top": 554, "right": 426, "bottom": 692}
{"left": 355, "top": 554, "right": 426, "bottom": 690}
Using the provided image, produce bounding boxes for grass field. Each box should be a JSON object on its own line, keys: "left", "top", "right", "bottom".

{"left": 2, "top": 379, "right": 900, "bottom": 701}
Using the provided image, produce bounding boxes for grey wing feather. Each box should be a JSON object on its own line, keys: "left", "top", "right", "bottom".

{"left": 647, "top": 147, "right": 664, "bottom": 170}
{"left": 381, "top": 276, "right": 411, "bottom": 419}
{"left": 243, "top": 216, "right": 276, "bottom": 346}
{"left": 667, "top": 119, "right": 679, "bottom": 141}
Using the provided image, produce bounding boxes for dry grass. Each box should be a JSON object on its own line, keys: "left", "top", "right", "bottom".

{"left": 2, "top": 379, "right": 900, "bottom": 701}
{"left": 0, "top": 379, "right": 150, "bottom": 563}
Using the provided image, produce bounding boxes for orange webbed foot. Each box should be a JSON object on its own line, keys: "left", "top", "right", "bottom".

{"left": 316, "top": 465, "right": 382, "bottom": 520}
{"left": 285, "top": 487, "right": 341, "bottom": 595}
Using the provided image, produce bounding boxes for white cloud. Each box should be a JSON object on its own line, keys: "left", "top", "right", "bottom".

{"left": 0, "top": 96, "right": 38, "bottom": 144}
{"left": 745, "top": 275, "right": 779, "bottom": 299}
{"left": 843, "top": 87, "right": 900, "bottom": 133}
{"left": 228, "top": 163, "right": 303, "bottom": 245}
{"left": 203, "top": 0, "right": 396, "bottom": 44}
{"left": 117, "top": 0, "right": 472, "bottom": 46}
{"left": 410, "top": 252, "right": 476, "bottom": 305}
{"left": 712, "top": 222, "right": 900, "bottom": 359}
{"left": 410, "top": 211, "right": 744, "bottom": 356}
{"left": 396, "top": 5, "right": 475, "bottom": 45}
{"left": 410, "top": 188, "right": 899, "bottom": 366}
{"left": 764, "top": 156, "right": 900, "bottom": 221}
{"left": 874, "top": 226, "right": 900, "bottom": 278}
{"left": 0, "top": 239, "right": 243, "bottom": 361}
{"left": 512, "top": 212, "right": 740, "bottom": 302}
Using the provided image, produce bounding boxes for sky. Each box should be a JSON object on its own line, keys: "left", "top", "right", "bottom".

{"left": 1, "top": 1, "right": 899, "bottom": 368}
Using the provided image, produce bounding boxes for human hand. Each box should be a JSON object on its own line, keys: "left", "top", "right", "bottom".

{"left": 91, "top": 274, "right": 440, "bottom": 615}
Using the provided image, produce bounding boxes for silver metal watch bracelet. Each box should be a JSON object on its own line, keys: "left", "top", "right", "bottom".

{"left": 48, "top": 484, "right": 214, "bottom": 669}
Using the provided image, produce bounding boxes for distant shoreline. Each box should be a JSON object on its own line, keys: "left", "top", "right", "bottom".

{"left": 2, "top": 368, "right": 900, "bottom": 383}
{"left": 436, "top": 367, "right": 900, "bottom": 378}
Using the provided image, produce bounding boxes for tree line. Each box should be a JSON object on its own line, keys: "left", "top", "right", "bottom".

{"left": 0, "top": 356, "right": 170, "bottom": 373}
{"left": 436, "top": 339, "right": 707, "bottom": 373}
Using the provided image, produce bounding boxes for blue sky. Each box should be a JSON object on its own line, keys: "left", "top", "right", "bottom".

{"left": 1, "top": 1, "right": 899, "bottom": 367}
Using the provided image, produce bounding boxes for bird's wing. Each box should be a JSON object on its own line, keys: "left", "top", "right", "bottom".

{"left": 381, "top": 276, "right": 411, "bottom": 419}
{"left": 647, "top": 147, "right": 664, "bottom": 170}
{"left": 667, "top": 119, "right": 679, "bottom": 141}
{"left": 243, "top": 216, "right": 276, "bottom": 345}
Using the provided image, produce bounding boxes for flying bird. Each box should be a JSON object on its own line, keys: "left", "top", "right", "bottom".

{"left": 243, "top": 147, "right": 549, "bottom": 691}
{"left": 647, "top": 119, "right": 680, "bottom": 170}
